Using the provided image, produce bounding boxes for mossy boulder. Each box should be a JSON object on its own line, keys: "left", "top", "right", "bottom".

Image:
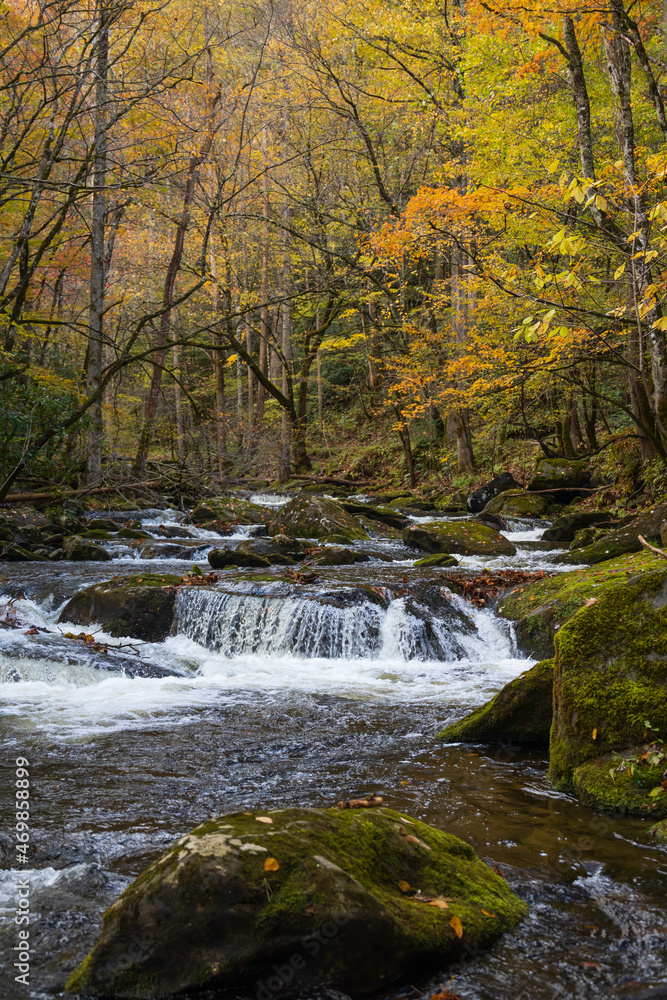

{"left": 497, "top": 551, "right": 660, "bottom": 658}
{"left": 527, "top": 458, "right": 590, "bottom": 493}
{"left": 208, "top": 547, "right": 271, "bottom": 569}
{"left": 557, "top": 503, "right": 667, "bottom": 565}
{"left": 542, "top": 510, "right": 622, "bottom": 543}
{"left": 341, "top": 502, "right": 407, "bottom": 530}
{"left": 192, "top": 497, "right": 274, "bottom": 527}
{"left": 549, "top": 568, "right": 667, "bottom": 791}
{"left": 116, "top": 527, "right": 151, "bottom": 540}
{"left": 402, "top": 520, "right": 516, "bottom": 557}
{"left": 268, "top": 495, "right": 369, "bottom": 542}
{"left": 59, "top": 574, "right": 183, "bottom": 641}
{"left": 651, "top": 819, "right": 667, "bottom": 841}
{"left": 437, "top": 659, "right": 554, "bottom": 746}
{"left": 62, "top": 536, "right": 112, "bottom": 561}
{"left": 66, "top": 806, "right": 527, "bottom": 999}
{"left": 315, "top": 546, "right": 369, "bottom": 566}
{"left": 483, "top": 490, "right": 548, "bottom": 518}
{"left": 0, "top": 544, "right": 47, "bottom": 562}
{"left": 466, "top": 473, "right": 520, "bottom": 514}
{"left": 572, "top": 754, "right": 667, "bottom": 819}
{"left": 414, "top": 553, "right": 460, "bottom": 568}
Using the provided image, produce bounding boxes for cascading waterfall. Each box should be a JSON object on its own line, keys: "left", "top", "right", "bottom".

{"left": 175, "top": 586, "right": 516, "bottom": 661}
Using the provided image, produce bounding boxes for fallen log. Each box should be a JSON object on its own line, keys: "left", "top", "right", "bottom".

{"left": 638, "top": 534, "right": 667, "bottom": 560}
{"left": 2, "top": 480, "right": 164, "bottom": 504}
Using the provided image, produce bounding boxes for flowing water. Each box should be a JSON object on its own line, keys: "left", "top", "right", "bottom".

{"left": 0, "top": 504, "right": 666, "bottom": 1000}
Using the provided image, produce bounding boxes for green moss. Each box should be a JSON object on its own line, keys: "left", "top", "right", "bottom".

{"left": 651, "top": 819, "right": 667, "bottom": 841}
{"left": 79, "top": 528, "right": 114, "bottom": 539}
{"left": 498, "top": 551, "right": 661, "bottom": 658}
{"left": 403, "top": 520, "right": 516, "bottom": 557}
{"left": 484, "top": 490, "right": 548, "bottom": 517}
{"left": 572, "top": 755, "right": 667, "bottom": 818}
{"left": 414, "top": 553, "right": 459, "bottom": 568}
{"left": 548, "top": 568, "right": 667, "bottom": 790}
{"left": 269, "top": 495, "right": 369, "bottom": 542}
{"left": 437, "top": 659, "right": 554, "bottom": 745}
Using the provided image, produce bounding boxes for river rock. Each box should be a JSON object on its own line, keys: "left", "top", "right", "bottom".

{"left": 437, "top": 660, "right": 554, "bottom": 745}
{"left": 268, "top": 495, "right": 369, "bottom": 542}
{"left": 414, "top": 553, "right": 459, "bottom": 567}
{"left": 467, "top": 472, "right": 520, "bottom": 513}
{"left": 235, "top": 538, "right": 299, "bottom": 565}
{"left": 62, "top": 537, "right": 112, "bottom": 561}
{"left": 402, "top": 520, "right": 516, "bottom": 557}
{"left": 0, "top": 543, "right": 47, "bottom": 561}
{"left": 549, "top": 567, "right": 667, "bottom": 792}
{"left": 526, "top": 458, "right": 591, "bottom": 504}
{"left": 483, "top": 489, "right": 548, "bottom": 518}
{"left": 571, "top": 753, "right": 667, "bottom": 819}
{"left": 66, "top": 806, "right": 528, "bottom": 999}
{"left": 541, "top": 510, "right": 623, "bottom": 543}
{"left": 59, "top": 573, "right": 182, "bottom": 640}
{"left": 192, "top": 497, "right": 274, "bottom": 526}
{"left": 557, "top": 503, "right": 667, "bottom": 565}
{"left": 315, "top": 545, "right": 369, "bottom": 566}
{"left": 497, "top": 550, "right": 658, "bottom": 658}
{"left": 208, "top": 546, "right": 271, "bottom": 569}
{"left": 341, "top": 501, "right": 407, "bottom": 529}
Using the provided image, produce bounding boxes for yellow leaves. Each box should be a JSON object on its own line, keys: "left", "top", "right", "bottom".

{"left": 592, "top": 728, "right": 597, "bottom": 740}
{"left": 398, "top": 880, "right": 411, "bottom": 893}
{"left": 264, "top": 858, "right": 279, "bottom": 872}
{"left": 652, "top": 317, "right": 667, "bottom": 332}
{"left": 450, "top": 915, "right": 463, "bottom": 938}
{"left": 428, "top": 899, "right": 449, "bottom": 909}
{"left": 480, "top": 909, "right": 496, "bottom": 918}
{"left": 614, "top": 263, "right": 626, "bottom": 280}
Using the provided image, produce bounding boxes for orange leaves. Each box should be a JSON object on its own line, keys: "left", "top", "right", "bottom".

{"left": 449, "top": 915, "right": 463, "bottom": 939}
{"left": 264, "top": 858, "right": 279, "bottom": 872}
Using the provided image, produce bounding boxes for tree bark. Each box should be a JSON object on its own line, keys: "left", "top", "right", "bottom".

{"left": 86, "top": 1, "right": 109, "bottom": 486}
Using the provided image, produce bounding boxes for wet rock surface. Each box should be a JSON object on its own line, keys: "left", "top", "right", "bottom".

{"left": 403, "top": 519, "right": 516, "bottom": 557}
{"left": 269, "top": 494, "right": 370, "bottom": 542}
{"left": 59, "top": 573, "right": 183, "bottom": 641}
{"left": 66, "top": 806, "right": 528, "bottom": 999}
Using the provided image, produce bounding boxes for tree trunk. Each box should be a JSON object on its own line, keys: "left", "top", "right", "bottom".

{"left": 256, "top": 125, "right": 270, "bottom": 426}
{"left": 173, "top": 339, "right": 185, "bottom": 463}
{"left": 86, "top": 1, "right": 108, "bottom": 486}
{"left": 454, "top": 408, "right": 475, "bottom": 473}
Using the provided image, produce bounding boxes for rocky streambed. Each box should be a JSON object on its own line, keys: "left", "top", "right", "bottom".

{"left": 0, "top": 486, "right": 666, "bottom": 1000}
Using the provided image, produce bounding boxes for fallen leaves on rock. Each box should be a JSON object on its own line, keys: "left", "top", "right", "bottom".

{"left": 62, "top": 631, "right": 109, "bottom": 655}
{"left": 337, "top": 794, "right": 383, "bottom": 809}
{"left": 440, "top": 570, "right": 550, "bottom": 608}
{"left": 450, "top": 915, "right": 463, "bottom": 938}
{"left": 179, "top": 571, "right": 218, "bottom": 586}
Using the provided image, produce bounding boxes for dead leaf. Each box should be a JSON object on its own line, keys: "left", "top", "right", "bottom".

{"left": 492, "top": 865, "right": 506, "bottom": 879}
{"left": 398, "top": 880, "right": 411, "bottom": 893}
{"left": 584, "top": 598, "right": 597, "bottom": 606}
{"left": 480, "top": 908, "right": 496, "bottom": 917}
{"left": 398, "top": 825, "right": 406, "bottom": 835}
{"left": 428, "top": 899, "right": 449, "bottom": 909}
{"left": 406, "top": 834, "right": 421, "bottom": 844}
{"left": 256, "top": 816, "right": 273, "bottom": 824}
{"left": 450, "top": 915, "right": 463, "bottom": 938}
{"left": 264, "top": 858, "right": 279, "bottom": 872}
{"left": 592, "top": 728, "right": 597, "bottom": 740}
{"left": 579, "top": 961, "right": 601, "bottom": 969}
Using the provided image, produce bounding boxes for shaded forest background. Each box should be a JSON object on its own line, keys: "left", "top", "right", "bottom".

{"left": 3, "top": 0, "right": 667, "bottom": 504}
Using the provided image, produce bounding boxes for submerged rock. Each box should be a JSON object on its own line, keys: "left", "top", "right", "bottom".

{"left": 192, "top": 497, "right": 273, "bottom": 526}
{"left": 437, "top": 659, "right": 554, "bottom": 746}
{"left": 208, "top": 546, "right": 271, "bottom": 569}
{"left": 59, "top": 574, "right": 182, "bottom": 641}
{"left": 269, "top": 494, "right": 369, "bottom": 542}
{"left": 66, "top": 806, "right": 527, "bottom": 999}
{"left": 403, "top": 520, "right": 516, "bottom": 557}
{"left": 315, "top": 545, "right": 369, "bottom": 566}
{"left": 341, "top": 501, "right": 408, "bottom": 529}
{"left": 541, "top": 510, "right": 622, "bottom": 543}
{"left": 467, "top": 472, "right": 520, "bottom": 513}
{"left": 549, "top": 568, "right": 667, "bottom": 791}
{"left": 414, "top": 553, "right": 459, "bottom": 568}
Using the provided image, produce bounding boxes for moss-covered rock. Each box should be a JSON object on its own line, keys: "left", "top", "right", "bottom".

{"left": 437, "top": 660, "right": 554, "bottom": 746}
{"left": 527, "top": 458, "right": 590, "bottom": 492}
{"left": 542, "top": 510, "right": 622, "bottom": 543}
{"left": 549, "top": 568, "right": 667, "bottom": 791}
{"left": 268, "top": 495, "right": 369, "bottom": 542}
{"left": 414, "top": 553, "right": 460, "bottom": 568}
{"left": 572, "top": 754, "right": 667, "bottom": 819}
{"left": 0, "top": 544, "right": 47, "bottom": 562}
{"left": 403, "top": 520, "right": 516, "bottom": 557}
{"left": 483, "top": 490, "right": 548, "bottom": 518}
{"left": 557, "top": 503, "right": 667, "bottom": 565}
{"left": 208, "top": 547, "right": 271, "bottom": 569}
{"left": 466, "top": 473, "right": 520, "bottom": 514}
{"left": 497, "top": 551, "right": 660, "bottom": 658}
{"left": 62, "top": 536, "right": 112, "bottom": 561}
{"left": 341, "top": 502, "right": 407, "bottom": 529}
{"left": 315, "top": 546, "right": 369, "bottom": 566}
{"left": 192, "top": 497, "right": 274, "bottom": 526}
{"left": 66, "top": 806, "right": 527, "bottom": 999}
{"left": 651, "top": 819, "right": 667, "bottom": 841}
{"left": 59, "top": 574, "right": 183, "bottom": 640}
{"left": 116, "top": 527, "right": 151, "bottom": 540}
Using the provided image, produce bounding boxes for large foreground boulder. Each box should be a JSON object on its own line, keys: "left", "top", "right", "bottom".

{"left": 466, "top": 472, "right": 520, "bottom": 513}
{"left": 557, "top": 503, "right": 667, "bottom": 565}
{"left": 59, "top": 574, "right": 182, "bottom": 641}
{"left": 403, "top": 520, "right": 516, "bottom": 557}
{"left": 66, "top": 806, "right": 527, "bottom": 999}
{"left": 549, "top": 568, "right": 667, "bottom": 791}
{"left": 437, "top": 660, "right": 554, "bottom": 746}
{"left": 269, "top": 495, "right": 369, "bottom": 542}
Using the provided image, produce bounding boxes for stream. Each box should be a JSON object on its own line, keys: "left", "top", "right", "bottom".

{"left": 1, "top": 497, "right": 666, "bottom": 1000}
